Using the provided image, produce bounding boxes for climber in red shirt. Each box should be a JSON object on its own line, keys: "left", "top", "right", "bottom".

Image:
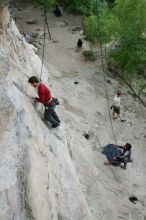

{"left": 28, "top": 76, "right": 60, "bottom": 128}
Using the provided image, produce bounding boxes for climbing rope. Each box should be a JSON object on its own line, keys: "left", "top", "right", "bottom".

{"left": 45, "top": 12, "right": 52, "bottom": 40}
{"left": 95, "top": 0, "right": 117, "bottom": 146}
{"left": 40, "top": 0, "right": 47, "bottom": 80}
{"left": 40, "top": 0, "right": 52, "bottom": 80}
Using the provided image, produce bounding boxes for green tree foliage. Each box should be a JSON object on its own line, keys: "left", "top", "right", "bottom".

{"left": 97, "top": 3, "right": 115, "bottom": 43}
{"left": 83, "top": 1, "right": 115, "bottom": 44}
{"left": 32, "top": 0, "right": 56, "bottom": 8}
{"left": 105, "top": 0, "right": 115, "bottom": 8}
{"left": 99, "top": 0, "right": 146, "bottom": 76}
{"left": 84, "top": 15, "right": 98, "bottom": 43}
{"left": 61, "top": 0, "right": 95, "bottom": 15}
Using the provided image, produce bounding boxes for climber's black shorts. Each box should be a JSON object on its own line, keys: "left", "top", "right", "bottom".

{"left": 113, "top": 106, "right": 120, "bottom": 115}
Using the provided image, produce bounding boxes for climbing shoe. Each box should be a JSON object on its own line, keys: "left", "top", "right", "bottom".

{"left": 121, "top": 119, "right": 126, "bottom": 122}
{"left": 51, "top": 124, "right": 60, "bottom": 128}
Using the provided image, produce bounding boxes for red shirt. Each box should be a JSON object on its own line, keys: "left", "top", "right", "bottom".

{"left": 35, "top": 83, "right": 52, "bottom": 104}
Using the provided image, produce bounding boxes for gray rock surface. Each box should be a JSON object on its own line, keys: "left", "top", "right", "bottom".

{"left": 0, "top": 7, "right": 92, "bottom": 220}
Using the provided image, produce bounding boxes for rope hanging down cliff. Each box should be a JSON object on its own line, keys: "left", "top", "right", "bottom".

{"left": 40, "top": 0, "right": 52, "bottom": 80}
{"left": 40, "top": 0, "right": 47, "bottom": 80}
{"left": 95, "top": 0, "right": 117, "bottom": 147}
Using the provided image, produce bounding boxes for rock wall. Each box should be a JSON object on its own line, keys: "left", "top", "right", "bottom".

{"left": 0, "top": 5, "right": 92, "bottom": 220}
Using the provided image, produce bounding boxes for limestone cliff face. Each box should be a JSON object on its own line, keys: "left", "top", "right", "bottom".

{"left": 0, "top": 5, "right": 92, "bottom": 220}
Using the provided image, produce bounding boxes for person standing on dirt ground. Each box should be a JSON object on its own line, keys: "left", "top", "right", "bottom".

{"left": 28, "top": 76, "right": 61, "bottom": 128}
{"left": 111, "top": 91, "right": 125, "bottom": 122}
{"left": 77, "top": 39, "right": 83, "bottom": 48}
{"left": 54, "top": 4, "right": 62, "bottom": 17}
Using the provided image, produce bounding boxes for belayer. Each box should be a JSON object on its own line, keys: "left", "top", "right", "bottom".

{"left": 28, "top": 76, "right": 61, "bottom": 128}
{"left": 102, "top": 143, "right": 132, "bottom": 170}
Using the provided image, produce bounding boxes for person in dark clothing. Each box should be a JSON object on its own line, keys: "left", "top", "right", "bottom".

{"left": 54, "top": 4, "right": 62, "bottom": 17}
{"left": 102, "top": 143, "right": 132, "bottom": 170}
{"left": 116, "top": 143, "right": 132, "bottom": 169}
{"left": 77, "top": 39, "right": 83, "bottom": 48}
{"left": 28, "top": 76, "right": 60, "bottom": 128}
